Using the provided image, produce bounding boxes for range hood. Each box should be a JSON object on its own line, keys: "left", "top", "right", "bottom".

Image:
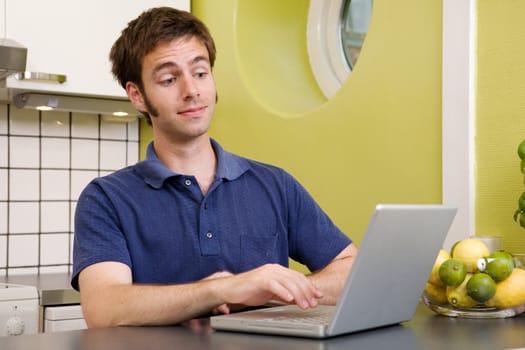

{"left": 0, "top": 37, "right": 27, "bottom": 80}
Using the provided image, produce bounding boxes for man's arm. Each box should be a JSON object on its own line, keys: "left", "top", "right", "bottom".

{"left": 79, "top": 261, "right": 323, "bottom": 328}
{"left": 307, "top": 243, "right": 358, "bottom": 305}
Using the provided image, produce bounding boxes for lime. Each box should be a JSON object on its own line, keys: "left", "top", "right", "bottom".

{"left": 518, "top": 140, "right": 525, "bottom": 160}
{"left": 482, "top": 253, "right": 514, "bottom": 281}
{"left": 439, "top": 259, "right": 467, "bottom": 286}
{"left": 428, "top": 249, "right": 451, "bottom": 287}
{"left": 466, "top": 272, "right": 497, "bottom": 302}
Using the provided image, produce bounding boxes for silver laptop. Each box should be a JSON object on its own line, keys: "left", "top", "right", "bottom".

{"left": 210, "top": 204, "right": 457, "bottom": 338}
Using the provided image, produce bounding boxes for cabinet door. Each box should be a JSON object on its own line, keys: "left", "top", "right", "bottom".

{"left": 2, "top": 0, "right": 190, "bottom": 98}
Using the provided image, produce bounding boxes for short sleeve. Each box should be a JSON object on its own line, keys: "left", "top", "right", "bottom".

{"left": 285, "top": 173, "right": 352, "bottom": 271}
{"left": 71, "top": 181, "right": 132, "bottom": 290}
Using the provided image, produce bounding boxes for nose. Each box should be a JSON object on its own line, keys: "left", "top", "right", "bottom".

{"left": 181, "top": 75, "right": 199, "bottom": 99}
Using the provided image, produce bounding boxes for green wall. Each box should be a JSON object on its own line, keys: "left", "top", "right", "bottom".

{"left": 476, "top": 1, "right": 525, "bottom": 253}
{"left": 141, "top": 0, "right": 444, "bottom": 269}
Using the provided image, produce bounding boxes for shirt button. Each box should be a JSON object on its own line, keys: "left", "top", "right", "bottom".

{"left": 184, "top": 179, "right": 192, "bottom": 186}
{"left": 206, "top": 232, "right": 213, "bottom": 239}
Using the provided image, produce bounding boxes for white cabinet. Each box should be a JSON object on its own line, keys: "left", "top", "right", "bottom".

{"left": 0, "top": 0, "right": 190, "bottom": 99}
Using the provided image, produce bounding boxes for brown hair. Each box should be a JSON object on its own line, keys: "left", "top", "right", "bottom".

{"left": 110, "top": 7, "right": 216, "bottom": 117}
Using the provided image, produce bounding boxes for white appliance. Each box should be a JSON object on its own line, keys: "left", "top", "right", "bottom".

{"left": 44, "top": 305, "right": 87, "bottom": 332}
{"left": 0, "top": 283, "right": 39, "bottom": 336}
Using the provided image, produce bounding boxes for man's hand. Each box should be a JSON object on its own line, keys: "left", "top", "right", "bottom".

{"left": 213, "top": 264, "right": 323, "bottom": 310}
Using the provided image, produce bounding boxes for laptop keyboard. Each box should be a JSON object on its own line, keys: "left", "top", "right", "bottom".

{"left": 261, "top": 308, "right": 332, "bottom": 325}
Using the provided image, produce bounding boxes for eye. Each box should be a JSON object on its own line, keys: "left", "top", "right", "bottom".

{"left": 195, "top": 71, "right": 208, "bottom": 79}
{"left": 160, "top": 76, "right": 176, "bottom": 86}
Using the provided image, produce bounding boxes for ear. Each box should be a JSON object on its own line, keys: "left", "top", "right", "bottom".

{"left": 126, "top": 82, "right": 146, "bottom": 112}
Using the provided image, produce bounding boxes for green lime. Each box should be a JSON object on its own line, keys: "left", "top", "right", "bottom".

{"left": 490, "top": 250, "right": 514, "bottom": 261}
{"left": 466, "top": 272, "right": 497, "bottom": 302}
{"left": 484, "top": 253, "right": 514, "bottom": 281}
{"left": 518, "top": 140, "right": 525, "bottom": 159}
{"left": 439, "top": 259, "right": 467, "bottom": 286}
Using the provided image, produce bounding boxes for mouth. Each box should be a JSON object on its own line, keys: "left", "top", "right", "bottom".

{"left": 178, "top": 105, "right": 207, "bottom": 117}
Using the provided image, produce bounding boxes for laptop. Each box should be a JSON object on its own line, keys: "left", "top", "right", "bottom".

{"left": 210, "top": 204, "right": 457, "bottom": 338}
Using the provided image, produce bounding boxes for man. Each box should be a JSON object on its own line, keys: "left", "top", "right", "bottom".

{"left": 72, "top": 7, "right": 357, "bottom": 328}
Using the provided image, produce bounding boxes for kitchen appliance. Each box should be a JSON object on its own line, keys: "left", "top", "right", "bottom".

{"left": 0, "top": 283, "right": 39, "bottom": 336}
{"left": 44, "top": 305, "right": 87, "bottom": 332}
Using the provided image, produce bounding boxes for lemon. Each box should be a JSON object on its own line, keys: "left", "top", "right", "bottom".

{"left": 425, "top": 282, "right": 448, "bottom": 304}
{"left": 483, "top": 251, "right": 515, "bottom": 281}
{"left": 447, "top": 274, "right": 478, "bottom": 308}
{"left": 439, "top": 259, "right": 467, "bottom": 287}
{"left": 428, "top": 249, "right": 451, "bottom": 287}
{"left": 486, "top": 268, "right": 525, "bottom": 309}
{"left": 450, "top": 240, "right": 461, "bottom": 256}
{"left": 466, "top": 273, "right": 497, "bottom": 302}
{"left": 452, "top": 238, "right": 490, "bottom": 272}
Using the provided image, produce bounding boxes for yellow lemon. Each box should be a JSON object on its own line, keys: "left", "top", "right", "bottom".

{"left": 425, "top": 282, "right": 447, "bottom": 304}
{"left": 486, "top": 268, "right": 525, "bottom": 309}
{"left": 452, "top": 238, "right": 490, "bottom": 272}
{"left": 428, "top": 249, "right": 451, "bottom": 287}
{"left": 447, "top": 274, "right": 479, "bottom": 309}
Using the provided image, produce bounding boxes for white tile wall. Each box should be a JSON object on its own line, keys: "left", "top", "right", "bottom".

{"left": 9, "top": 108, "right": 39, "bottom": 135}
{"left": 41, "top": 170, "right": 70, "bottom": 200}
{"left": 0, "top": 202, "right": 6, "bottom": 233}
{"left": 9, "top": 136, "right": 40, "bottom": 168}
{"left": 9, "top": 169, "right": 39, "bottom": 200}
{"left": 0, "top": 169, "right": 6, "bottom": 201}
{"left": 41, "top": 111, "right": 70, "bottom": 137}
{"left": 9, "top": 235, "right": 39, "bottom": 266}
{"left": 41, "top": 138, "right": 70, "bottom": 168}
{"left": 0, "top": 103, "right": 140, "bottom": 275}
{"left": 0, "top": 136, "right": 7, "bottom": 167}
{"left": 9, "top": 202, "right": 39, "bottom": 233}
{"left": 71, "top": 139, "right": 99, "bottom": 169}
{"left": 100, "top": 140, "right": 127, "bottom": 170}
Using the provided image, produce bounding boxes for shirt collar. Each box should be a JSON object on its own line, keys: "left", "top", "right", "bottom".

{"left": 136, "top": 139, "right": 250, "bottom": 189}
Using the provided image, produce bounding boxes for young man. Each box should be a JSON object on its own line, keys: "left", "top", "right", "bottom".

{"left": 72, "top": 7, "right": 357, "bottom": 328}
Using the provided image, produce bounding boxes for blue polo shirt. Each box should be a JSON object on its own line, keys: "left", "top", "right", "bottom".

{"left": 71, "top": 139, "right": 351, "bottom": 290}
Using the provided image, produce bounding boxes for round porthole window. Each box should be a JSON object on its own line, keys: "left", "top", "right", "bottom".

{"left": 307, "top": 0, "right": 373, "bottom": 98}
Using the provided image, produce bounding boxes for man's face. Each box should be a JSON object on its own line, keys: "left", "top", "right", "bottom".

{"left": 128, "top": 36, "right": 217, "bottom": 143}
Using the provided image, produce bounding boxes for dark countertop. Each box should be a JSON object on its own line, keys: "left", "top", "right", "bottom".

{"left": 1, "top": 303, "right": 525, "bottom": 350}
{"left": 0, "top": 273, "right": 79, "bottom": 306}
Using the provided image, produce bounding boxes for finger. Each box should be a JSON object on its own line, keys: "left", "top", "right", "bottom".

{"left": 212, "top": 304, "right": 230, "bottom": 315}
{"left": 268, "top": 276, "right": 318, "bottom": 309}
{"left": 278, "top": 271, "right": 322, "bottom": 308}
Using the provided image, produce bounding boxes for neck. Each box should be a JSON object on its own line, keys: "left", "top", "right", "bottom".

{"left": 154, "top": 135, "right": 217, "bottom": 195}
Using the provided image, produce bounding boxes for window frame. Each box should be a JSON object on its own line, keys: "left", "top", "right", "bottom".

{"left": 306, "top": 0, "right": 350, "bottom": 99}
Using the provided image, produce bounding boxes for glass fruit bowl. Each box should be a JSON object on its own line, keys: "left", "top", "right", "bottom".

{"left": 422, "top": 292, "right": 525, "bottom": 319}
{"left": 422, "top": 254, "right": 525, "bottom": 319}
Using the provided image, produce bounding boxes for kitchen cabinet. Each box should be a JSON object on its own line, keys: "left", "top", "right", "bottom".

{"left": 0, "top": 0, "right": 190, "bottom": 99}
